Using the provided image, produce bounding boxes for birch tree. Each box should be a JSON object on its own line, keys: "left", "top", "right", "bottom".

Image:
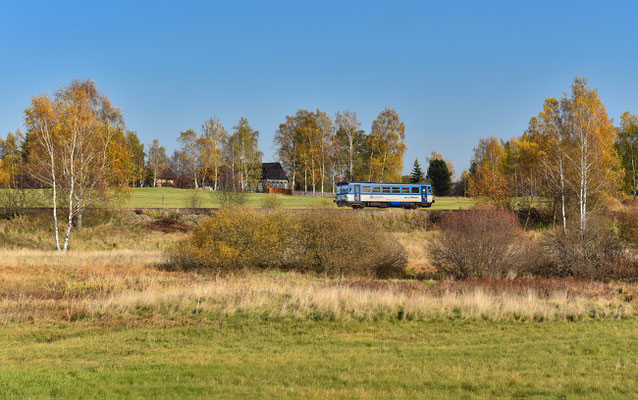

{"left": 227, "top": 117, "right": 262, "bottom": 191}
{"left": 275, "top": 115, "right": 298, "bottom": 190}
{"left": 200, "top": 116, "right": 226, "bottom": 190}
{"left": 367, "top": 108, "right": 406, "bottom": 182}
{"left": 562, "top": 77, "right": 620, "bottom": 237}
{"left": 525, "top": 78, "right": 620, "bottom": 236}
{"left": 25, "top": 79, "right": 127, "bottom": 251}
{"left": 334, "top": 111, "right": 364, "bottom": 181}
{"left": 524, "top": 98, "right": 570, "bottom": 232}
{"left": 315, "top": 110, "right": 334, "bottom": 193}
{"left": 147, "top": 139, "right": 167, "bottom": 187}
{"left": 178, "top": 129, "right": 203, "bottom": 188}
{"left": 0, "top": 131, "right": 24, "bottom": 188}
{"left": 125, "top": 131, "right": 145, "bottom": 187}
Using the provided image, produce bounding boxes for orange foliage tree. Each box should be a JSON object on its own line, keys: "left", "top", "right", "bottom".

{"left": 467, "top": 136, "right": 511, "bottom": 203}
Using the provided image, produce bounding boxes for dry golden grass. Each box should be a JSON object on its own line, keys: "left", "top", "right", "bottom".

{"left": 98, "top": 275, "right": 634, "bottom": 322}
{"left": 1, "top": 249, "right": 636, "bottom": 324}
{"left": 0, "top": 212, "right": 188, "bottom": 251}
{"left": 0, "top": 248, "right": 162, "bottom": 268}
{"left": 393, "top": 231, "right": 434, "bottom": 273}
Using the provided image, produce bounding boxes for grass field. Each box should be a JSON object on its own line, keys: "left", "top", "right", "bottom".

{"left": 0, "top": 247, "right": 635, "bottom": 398}
{"left": 2, "top": 246, "right": 638, "bottom": 398}
{"left": 0, "top": 187, "right": 476, "bottom": 210}
{"left": 2, "top": 208, "right": 636, "bottom": 399}
{"left": 117, "top": 187, "right": 476, "bottom": 210}
{"left": 2, "top": 319, "right": 637, "bottom": 399}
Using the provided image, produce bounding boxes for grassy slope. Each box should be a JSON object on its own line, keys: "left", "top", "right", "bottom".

{"left": 117, "top": 187, "right": 476, "bottom": 209}
{"left": 1, "top": 319, "right": 636, "bottom": 399}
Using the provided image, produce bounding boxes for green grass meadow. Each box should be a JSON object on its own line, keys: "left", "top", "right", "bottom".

{"left": 0, "top": 187, "right": 476, "bottom": 209}
{"left": 1, "top": 319, "right": 636, "bottom": 399}
{"left": 116, "top": 187, "right": 476, "bottom": 210}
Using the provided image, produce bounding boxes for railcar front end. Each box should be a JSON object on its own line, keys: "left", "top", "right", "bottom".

{"left": 335, "top": 182, "right": 434, "bottom": 209}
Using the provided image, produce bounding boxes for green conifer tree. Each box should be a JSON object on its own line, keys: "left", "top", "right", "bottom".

{"left": 409, "top": 158, "right": 425, "bottom": 183}
{"left": 427, "top": 158, "right": 452, "bottom": 195}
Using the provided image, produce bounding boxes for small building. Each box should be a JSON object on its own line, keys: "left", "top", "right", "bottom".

{"left": 258, "top": 162, "right": 290, "bottom": 194}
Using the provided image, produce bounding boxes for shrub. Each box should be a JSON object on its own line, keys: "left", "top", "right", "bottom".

{"left": 214, "top": 189, "right": 248, "bottom": 208}
{"left": 259, "top": 195, "right": 283, "bottom": 209}
{"left": 540, "top": 218, "right": 637, "bottom": 279}
{"left": 169, "top": 209, "right": 289, "bottom": 271}
{"left": 166, "top": 209, "right": 407, "bottom": 278}
{"left": 427, "top": 206, "right": 529, "bottom": 279}
{"left": 617, "top": 208, "right": 638, "bottom": 246}
{"left": 0, "top": 188, "right": 42, "bottom": 219}
{"left": 514, "top": 205, "right": 554, "bottom": 229}
{"left": 292, "top": 212, "right": 407, "bottom": 278}
{"left": 185, "top": 191, "right": 203, "bottom": 208}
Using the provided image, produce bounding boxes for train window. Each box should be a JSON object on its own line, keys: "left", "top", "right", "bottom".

{"left": 382, "top": 187, "right": 390, "bottom": 193}
{"left": 362, "top": 186, "right": 371, "bottom": 193}
{"left": 391, "top": 187, "right": 400, "bottom": 193}
{"left": 372, "top": 186, "right": 380, "bottom": 193}
{"left": 401, "top": 187, "right": 410, "bottom": 194}
{"left": 411, "top": 187, "right": 420, "bottom": 194}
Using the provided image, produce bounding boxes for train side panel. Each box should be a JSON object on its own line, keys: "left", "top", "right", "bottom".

{"left": 335, "top": 182, "right": 434, "bottom": 209}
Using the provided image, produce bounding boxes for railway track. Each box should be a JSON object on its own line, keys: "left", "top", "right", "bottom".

{"left": 1, "top": 207, "right": 468, "bottom": 214}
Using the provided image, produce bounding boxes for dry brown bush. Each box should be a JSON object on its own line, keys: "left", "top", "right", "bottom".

{"left": 617, "top": 208, "right": 638, "bottom": 246}
{"left": 540, "top": 218, "right": 638, "bottom": 279}
{"left": 292, "top": 212, "right": 407, "bottom": 278}
{"left": 166, "top": 209, "right": 407, "bottom": 278}
{"left": 427, "top": 206, "right": 532, "bottom": 279}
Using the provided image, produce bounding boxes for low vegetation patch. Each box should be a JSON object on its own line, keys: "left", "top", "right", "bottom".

{"left": 166, "top": 209, "right": 407, "bottom": 278}
{"left": 539, "top": 219, "right": 638, "bottom": 279}
{"left": 1, "top": 251, "right": 636, "bottom": 324}
{"left": 428, "top": 206, "right": 535, "bottom": 278}
{"left": 145, "top": 213, "right": 192, "bottom": 233}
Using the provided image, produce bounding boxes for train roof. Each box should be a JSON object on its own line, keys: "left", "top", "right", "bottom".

{"left": 337, "top": 182, "right": 431, "bottom": 185}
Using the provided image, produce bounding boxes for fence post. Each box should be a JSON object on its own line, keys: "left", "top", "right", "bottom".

{"left": 162, "top": 191, "right": 165, "bottom": 213}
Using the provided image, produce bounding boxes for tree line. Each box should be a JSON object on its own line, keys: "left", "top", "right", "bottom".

{"left": 5, "top": 76, "right": 635, "bottom": 249}
{"left": 465, "top": 77, "right": 638, "bottom": 237}
{"left": 0, "top": 79, "right": 419, "bottom": 250}
{"left": 3, "top": 80, "right": 469, "bottom": 204}
{"left": 274, "top": 108, "right": 408, "bottom": 194}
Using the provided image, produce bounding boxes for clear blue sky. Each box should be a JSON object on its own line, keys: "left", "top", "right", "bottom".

{"left": 2, "top": 0, "right": 638, "bottom": 175}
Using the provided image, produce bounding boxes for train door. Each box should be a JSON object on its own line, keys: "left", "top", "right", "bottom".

{"left": 354, "top": 184, "right": 361, "bottom": 203}
{"left": 421, "top": 186, "right": 428, "bottom": 203}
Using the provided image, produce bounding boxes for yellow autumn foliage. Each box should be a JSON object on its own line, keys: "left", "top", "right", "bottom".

{"left": 167, "top": 209, "right": 407, "bottom": 278}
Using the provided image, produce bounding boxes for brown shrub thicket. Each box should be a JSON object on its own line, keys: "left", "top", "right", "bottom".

{"left": 513, "top": 205, "right": 554, "bottom": 229}
{"left": 617, "top": 208, "right": 638, "bottom": 246}
{"left": 427, "top": 207, "right": 534, "bottom": 279}
{"left": 166, "top": 209, "right": 407, "bottom": 278}
{"left": 539, "top": 218, "right": 637, "bottom": 279}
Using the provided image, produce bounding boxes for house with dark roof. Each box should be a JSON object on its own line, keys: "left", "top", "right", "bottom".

{"left": 258, "top": 162, "right": 290, "bottom": 193}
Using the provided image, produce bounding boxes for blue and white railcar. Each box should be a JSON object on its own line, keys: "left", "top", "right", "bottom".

{"left": 335, "top": 182, "right": 434, "bottom": 209}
